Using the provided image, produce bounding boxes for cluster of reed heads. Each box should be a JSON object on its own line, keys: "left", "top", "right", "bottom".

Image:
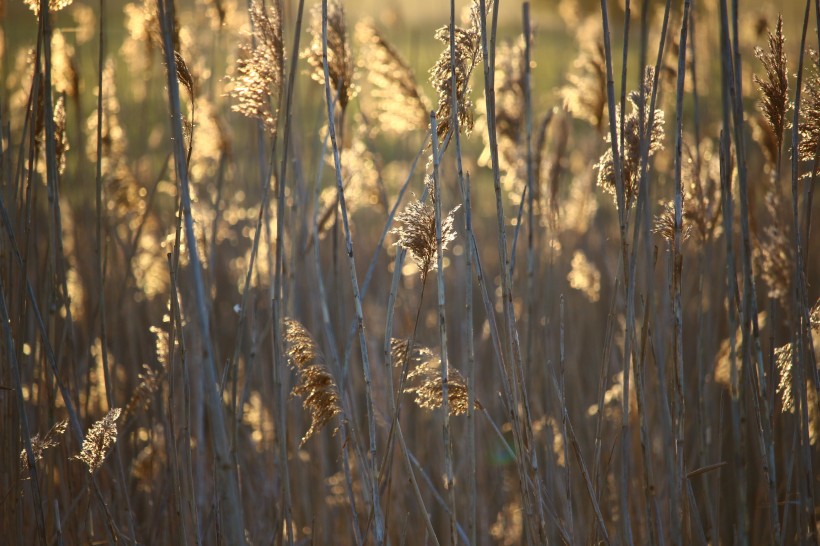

{"left": 1, "top": 0, "right": 819, "bottom": 544}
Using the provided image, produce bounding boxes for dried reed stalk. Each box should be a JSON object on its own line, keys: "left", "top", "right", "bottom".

{"left": 156, "top": 0, "right": 246, "bottom": 542}
{"left": 319, "top": 1, "right": 384, "bottom": 540}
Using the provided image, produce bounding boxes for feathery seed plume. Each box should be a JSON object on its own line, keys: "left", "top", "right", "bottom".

{"left": 561, "top": 16, "right": 607, "bottom": 130}
{"left": 653, "top": 193, "right": 693, "bottom": 244}
{"left": 303, "top": 0, "right": 355, "bottom": 110}
{"left": 392, "top": 194, "right": 460, "bottom": 278}
{"left": 478, "top": 35, "right": 529, "bottom": 194}
{"left": 229, "top": 0, "right": 283, "bottom": 134}
{"left": 356, "top": 21, "right": 430, "bottom": 134}
{"left": 392, "top": 338, "right": 477, "bottom": 416}
{"left": 283, "top": 318, "right": 343, "bottom": 445}
{"left": 684, "top": 137, "right": 723, "bottom": 242}
{"left": 755, "top": 191, "right": 794, "bottom": 307}
{"left": 24, "top": 0, "right": 73, "bottom": 15}
{"left": 595, "top": 66, "right": 665, "bottom": 210}
{"left": 73, "top": 408, "right": 122, "bottom": 474}
{"left": 752, "top": 14, "right": 789, "bottom": 163}
{"left": 797, "top": 50, "right": 820, "bottom": 178}
{"left": 429, "top": 0, "right": 490, "bottom": 140}
{"left": 20, "top": 419, "right": 68, "bottom": 473}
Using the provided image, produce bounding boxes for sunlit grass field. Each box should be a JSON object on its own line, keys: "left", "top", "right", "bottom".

{"left": 1, "top": 0, "right": 818, "bottom": 544}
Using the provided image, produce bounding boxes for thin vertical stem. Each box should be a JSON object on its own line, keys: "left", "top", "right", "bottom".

{"left": 320, "top": 2, "right": 383, "bottom": 542}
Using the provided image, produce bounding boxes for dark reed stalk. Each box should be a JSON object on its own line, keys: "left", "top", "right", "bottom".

{"left": 156, "top": 0, "right": 246, "bottom": 542}
{"left": 320, "top": 2, "right": 384, "bottom": 541}
{"left": 671, "top": 3, "right": 692, "bottom": 542}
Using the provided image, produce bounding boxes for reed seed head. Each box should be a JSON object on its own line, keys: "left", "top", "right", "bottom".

{"left": 283, "top": 318, "right": 343, "bottom": 446}
{"left": 20, "top": 419, "right": 68, "bottom": 473}
{"left": 356, "top": 21, "right": 430, "bottom": 134}
{"left": 392, "top": 338, "right": 477, "bottom": 415}
{"left": 392, "top": 198, "right": 460, "bottom": 278}
{"left": 429, "top": 0, "right": 490, "bottom": 141}
{"left": 561, "top": 16, "right": 607, "bottom": 131}
{"left": 753, "top": 14, "right": 789, "bottom": 160}
{"left": 303, "top": 0, "right": 355, "bottom": 110}
{"left": 595, "top": 67, "right": 665, "bottom": 210}
{"left": 73, "top": 408, "right": 121, "bottom": 474}
{"left": 229, "top": 0, "right": 283, "bottom": 134}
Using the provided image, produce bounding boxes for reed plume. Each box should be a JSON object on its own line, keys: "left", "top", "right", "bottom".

{"left": 797, "top": 50, "right": 820, "bottom": 178}
{"left": 53, "top": 96, "right": 69, "bottom": 175}
{"left": 355, "top": 21, "right": 430, "bottom": 134}
{"left": 303, "top": 0, "right": 355, "bottom": 110}
{"left": 714, "top": 312, "right": 769, "bottom": 389}
{"left": 228, "top": 0, "right": 283, "bottom": 134}
{"left": 684, "top": 137, "right": 723, "bottom": 242}
{"left": 775, "top": 301, "right": 820, "bottom": 444}
{"left": 391, "top": 338, "right": 476, "bottom": 416}
{"left": 283, "top": 318, "right": 343, "bottom": 446}
{"left": 752, "top": 14, "right": 789, "bottom": 163}
{"left": 429, "top": 0, "right": 490, "bottom": 141}
{"left": 756, "top": 191, "right": 793, "bottom": 307}
{"left": 20, "top": 419, "right": 68, "bottom": 473}
{"left": 72, "top": 408, "right": 122, "bottom": 474}
{"left": 391, "top": 190, "right": 459, "bottom": 278}
{"left": 24, "top": 0, "right": 73, "bottom": 15}
{"left": 595, "top": 66, "right": 665, "bottom": 210}
{"left": 567, "top": 250, "right": 601, "bottom": 303}
{"left": 123, "top": 364, "right": 161, "bottom": 420}
{"left": 561, "top": 16, "right": 606, "bottom": 131}
{"left": 478, "top": 35, "right": 528, "bottom": 193}
{"left": 653, "top": 194, "right": 693, "bottom": 244}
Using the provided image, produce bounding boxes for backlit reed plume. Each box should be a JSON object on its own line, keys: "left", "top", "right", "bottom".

{"left": 33, "top": 90, "right": 69, "bottom": 176}
{"left": 229, "top": 0, "right": 283, "bottom": 134}
{"left": 283, "top": 318, "right": 343, "bottom": 445}
{"left": 86, "top": 60, "right": 143, "bottom": 233}
{"left": 684, "top": 137, "right": 723, "bottom": 242}
{"left": 775, "top": 301, "right": 820, "bottom": 443}
{"left": 595, "top": 66, "right": 665, "bottom": 210}
{"left": 303, "top": 0, "right": 355, "bottom": 110}
{"left": 123, "top": 364, "right": 161, "bottom": 420}
{"left": 538, "top": 109, "right": 565, "bottom": 223}
{"left": 174, "top": 50, "right": 195, "bottom": 102}
{"left": 752, "top": 14, "right": 789, "bottom": 165}
{"left": 20, "top": 419, "right": 68, "bottom": 473}
{"left": 567, "top": 250, "right": 601, "bottom": 303}
{"left": 756, "top": 191, "right": 793, "bottom": 307}
{"left": 391, "top": 185, "right": 460, "bottom": 278}
{"left": 653, "top": 194, "right": 693, "bottom": 244}
{"left": 72, "top": 408, "right": 121, "bottom": 474}
{"left": 479, "top": 35, "right": 528, "bottom": 193}
{"left": 391, "top": 338, "right": 475, "bottom": 415}
{"left": 52, "top": 30, "right": 79, "bottom": 98}
{"left": 561, "top": 16, "right": 606, "bottom": 131}
{"left": 429, "top": 0, "right": 490, "bottom": 140}
{"left": 714, "top": 312, "right": 768, "bottom": 389}
{"left": 24, "top": 0, "right": 73, "bottom": 16}
{"left": 797, "top": 50, "right": 820, "bottom": 178}
{"left": 355, "top": 21, "right": 430, "bottom": 134}
{"left": 53, "top": 96, "right": 69, "bottom": 175}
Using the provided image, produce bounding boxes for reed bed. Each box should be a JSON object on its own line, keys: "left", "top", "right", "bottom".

{"left": 1, "top": 0, "right": 818, "bottom": 544}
